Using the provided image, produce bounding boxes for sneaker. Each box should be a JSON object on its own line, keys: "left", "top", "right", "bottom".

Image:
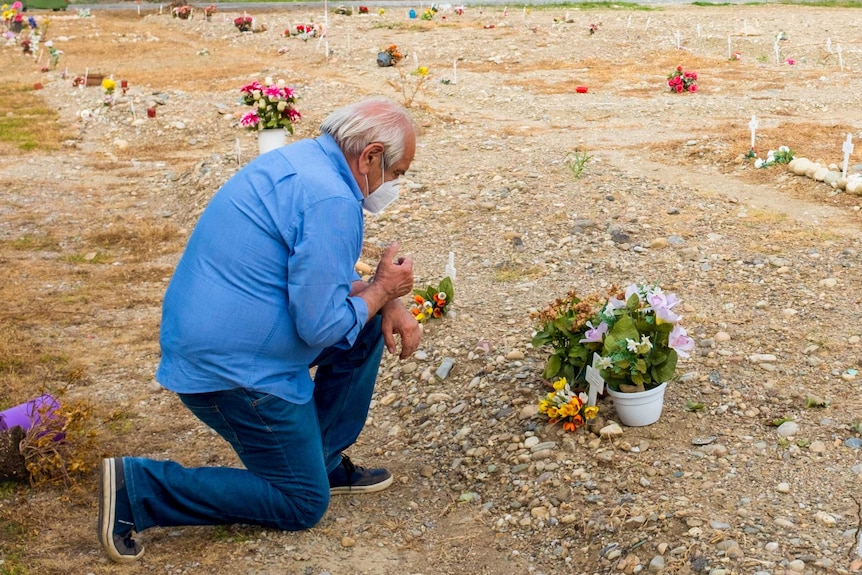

{"left": 328, "top": 454, "right": 393, "bottom": 495}
{"left": 98, "top": 458, "right": 145, "bottom": 563}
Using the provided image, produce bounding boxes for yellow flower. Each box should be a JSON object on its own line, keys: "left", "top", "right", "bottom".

{"left": 558, "top": 404, "right": 573, "bottom": 418}
{"left": 101, "top": 78, "right": 116, "bottom": 93}
{"left": 584, "top": 406, "right": 599, "bottom": 419}
{"left": 417, "top": 66, "right": 428, "bottom": 76}
{"left": 546, "top": 407, "right": 559, "bottom": 419}
{"left": 552, "top": 377, "right": 567, "bottom": 391}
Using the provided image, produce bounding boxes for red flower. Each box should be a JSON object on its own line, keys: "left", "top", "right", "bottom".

{"left": 677, "top": 65, "right": 683, "bottom": 72}
{"left": 689, "top": 84, "right": 698, "bottom": 93}
{"left": 676, "top": 84, "right": 683, "bottom": 93}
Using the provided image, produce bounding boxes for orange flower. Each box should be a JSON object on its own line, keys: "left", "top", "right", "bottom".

{"left": 433, "top": 308, "right": 442, "bottom": 318}
{"left": 411, "top": 307, "right": 421, "bottom": 317}
{"left": 563, "top": 420, "right": 578, "bottom": 432}
{"left": 414, "top": 295, "right": 425, "bottom": 305}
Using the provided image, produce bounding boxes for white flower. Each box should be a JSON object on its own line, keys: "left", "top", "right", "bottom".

{"left": 277, "top": 79, "right": 285, "bottom": 88}
{"left": 754, "top": 159, "right": 764, "bottom": 168}
{"left": 264, "top": 76, "right": 273, "bottom": 85}
{"left": 779, "top": 145, "right": 789, "bottom": 153}
{"left": 626, "top": 338, "right": 639, "bottom": 353}
{"left": 596, "top": 356, "right": 612, "bottom": 369}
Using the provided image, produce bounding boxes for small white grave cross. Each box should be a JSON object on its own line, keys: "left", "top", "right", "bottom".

{"left": 675, "top": 30, "right": 681, "bottom": 49}
{"left": 452, "top": 58, "right": 458, "bottom": 84}
{"left": 826, "top": 37, "right": 833, "bottom": 54}
{"left": 837, "top": 44, "right": 844, "bottom": 71}
{"left": 586, "top": 354, "right": 605, "bottom": 407}
{"left": 445, "top": 251, "right": 456, "bottom": 282}
{"left": 748, "top": 115, "right": 759, "bottom": 149}
{"left": 842, "top": 133, "right": 854, "bottom": 178}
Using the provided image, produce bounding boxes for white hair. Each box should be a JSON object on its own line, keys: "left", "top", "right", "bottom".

{"left": 319, "top": 97, "right": 415, "bottom": 165}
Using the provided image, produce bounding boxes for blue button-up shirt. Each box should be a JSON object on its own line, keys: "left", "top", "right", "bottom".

{"left": 156, "top": 134, "right": 368, "bottom": 404}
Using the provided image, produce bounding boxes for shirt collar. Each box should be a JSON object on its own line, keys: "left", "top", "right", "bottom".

{"left": 317, "top": 133, "right": 363, "bottom": 202}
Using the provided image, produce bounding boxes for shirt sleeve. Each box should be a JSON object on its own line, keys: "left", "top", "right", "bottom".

{"left": 287, "top": 196, "right": 368, "bottom": 349}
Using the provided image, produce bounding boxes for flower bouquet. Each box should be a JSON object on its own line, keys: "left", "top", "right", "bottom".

{"left": 377, "top": 44, "right": 403, "bottom": 67}
{"left": 173, "top": 5, "right": 192, "bottom": 19}
{"left": 533, "top": 283, "right": 694, "bottom": 393}
{"left": 234, "top": 15, "right": 253, "bottom": 32}
{"left": 750, "top": 145, "right": 794, "bottom": 169}
{"left": 203, "top": 4, "right": 216, "bottom": 18}
{"left": 289, "top": 23, "right": 317, "bottom": 40}
{"left": 667, "top": 66, "right": 697, "bottom": 93}
{"left": 538, "top": 377, "right": 599, "bottom": 433}
{"left": 239, "top": 77, "right": 300, "bottom": 134}
{"left": 410, "top": 277, "right": 453, "bottom": 323}
{"left": 531, "top": 289, "right": 611, "bottom": 390}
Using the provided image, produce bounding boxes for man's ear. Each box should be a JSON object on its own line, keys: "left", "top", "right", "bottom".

{"left": 358, "top": 142, "right": 385, "bottom": 175}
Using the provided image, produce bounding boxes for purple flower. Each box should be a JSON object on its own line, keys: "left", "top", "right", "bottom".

{"left": 579, "top": 321, "right": 608, "bottom": 343}
{"left": 669, "top": 324, "right": 695, "bottom": 358}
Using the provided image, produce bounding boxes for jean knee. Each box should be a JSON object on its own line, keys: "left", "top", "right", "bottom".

{"left": 274, "top": 485, "right": 329, "bottom": 530}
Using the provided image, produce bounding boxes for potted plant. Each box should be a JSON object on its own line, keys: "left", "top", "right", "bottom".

{"left": 239, "top": 77, "right": 300, "bottom": 155}
{"left": 533, "top": 283, "right": 695, "bottom": 426}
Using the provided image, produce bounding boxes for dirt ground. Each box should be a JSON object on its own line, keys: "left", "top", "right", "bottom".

{"left": 2, "top": 2, "right": 862, "bottom": 574}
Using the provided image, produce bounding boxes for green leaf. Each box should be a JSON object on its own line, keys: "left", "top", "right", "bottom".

{"left": 684, "top": 399, "right": 704, "bottom": 412}
{"left": 805, "top": 395, "right": 827, "bottom": 408}
{"left": 772, "top": 416, "right": 794, "bottom": 427}
{"left": 543, "top": 354, "right": 562, "bottom": 379}
{"left": 439, "top": 276, "right": 454, "bottom": 302}
{"left": 650, "top": 349, "right": 678, "bottom": 384}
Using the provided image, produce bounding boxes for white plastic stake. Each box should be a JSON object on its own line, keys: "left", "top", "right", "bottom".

{"left": 749, "top": 115, "right": 758, "bottom": 149}
{"left": 837, "top": 44, "right": 844, "bottom": 71}
{"left": 727, "top": 35, "right": 732, "bottom": 59}
{"left": 675, "top": 30, "right": 681, "bottom": 49}
{"left": 842, "top": 134, "right": 854, "bottom": 178}
{"left": 826, "top": 37, "right": 832, "bottom": 53}
{"left": 644, "top": 17, "right": 650, "bottom": 32}
{"left": 445, "top": 251, "right": 456, "bottom": 282}
{"left": 774, "top": 36, "right": 781, "bottom": 64}
{"left": 452, "top": 58, "right": 457, "bottom": 84}
{"left": 413, "top": 51, "right": 418, "bottom": 68}
{"left": 130, "top": 100, "right": 136, "bottom": 120}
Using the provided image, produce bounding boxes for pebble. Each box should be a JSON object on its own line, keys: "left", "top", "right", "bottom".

{"left": 435, "top": 358, "right": 455, "bottom": 379}
{"left": 776, "top": 421, "right": 799, "bottom": 437}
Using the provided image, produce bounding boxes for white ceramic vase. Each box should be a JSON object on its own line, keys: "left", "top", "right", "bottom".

{"left": 606, "top": 381, "right": 667, "bottom": 427}
{"left": 258, "top": 129, "right": 285, "bottom": 155}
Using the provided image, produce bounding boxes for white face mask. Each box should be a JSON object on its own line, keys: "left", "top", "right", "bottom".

{"left": 362, "top": 154, "right": 401, "bottom": 214}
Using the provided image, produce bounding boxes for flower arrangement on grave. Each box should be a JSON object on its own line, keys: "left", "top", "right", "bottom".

{"left": 532, "top": 283, "right": 694, "bottom": 393}
{"left": 101, "top": 77, "right": 116, "bottom": 106}
{"left": 234, "top": 15, "right": 253, "bottom": 32}
{"left": 358, "top": 5, "right": 368, "bottom": 13}
{"left": 384, "top": 44, "right": 402, "bottom": 64}
{"left": 172, "top": 5, "right": 192, "bottom": 19}
{"left": 420, "top": 6, "right": 437, "bottom": 20}
{"left": 531, "top": 289, "right": 610, "bottom": 390}
{"left": 538, "top": 377, "right": 599, "bottom": 433}
{"left": 589, "top": 23, "right": 599, "bottom": 35}
{"left": 667, "top": 66, "right": 697, "bottom": 93}
{"left": 239, "top": 77, "right": 300, "bottom": 133}
{"left": 409, "top": 277, "right": 453, "bottom": 323}
{"left": 288, "top": 23, "right": 317, "bottom": 40}
{"left": 203, "top": 4, "right": 216, "bottom": 18}
{"left": 454, "top": 6, "right": 464, "bottom": 15}
{"left": 749, "top": 145, "right": 794, "bottom": 169}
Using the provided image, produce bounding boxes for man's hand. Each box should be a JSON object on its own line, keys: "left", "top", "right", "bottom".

{"left": 380, "top": 301, "right": 421, "bottom": 359}
{"left": 373, "top": 242, "right": 414, "bottom": 300}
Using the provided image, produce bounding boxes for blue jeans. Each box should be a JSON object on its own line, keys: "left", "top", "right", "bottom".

{"left": 124, "top": 316, "right": 384, "bottom": 531}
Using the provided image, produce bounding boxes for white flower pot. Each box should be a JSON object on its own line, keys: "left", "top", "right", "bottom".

{"left": 258, "top": 129, "right": 285, "bottom": 155}
{"left": 607, "top": 381, "right": 667, "bottom": 427}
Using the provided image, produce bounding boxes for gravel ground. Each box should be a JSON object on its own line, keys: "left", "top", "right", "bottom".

{"left": 3, "top": 4, "right": 862, "bottom": 574}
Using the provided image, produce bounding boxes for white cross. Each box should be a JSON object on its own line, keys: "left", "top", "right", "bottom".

{"left": 842, "top": 134, "right": 854, "bottom": 178}
{"left": 586, "top": 354, "right": 605, "bottom": 407}
{"left": 749, "top": 115, "right": 758, "bottom": 148}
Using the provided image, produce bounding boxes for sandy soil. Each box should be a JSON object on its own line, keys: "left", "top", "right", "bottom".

{"left": 2, "top": 2, "right": 862, "bottom": 574}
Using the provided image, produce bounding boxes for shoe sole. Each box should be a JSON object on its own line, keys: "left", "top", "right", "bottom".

{"left": 330, "top": 474, "right": 394, "bottom": 495}
{"left": 98, "top": 458, "right": 144, "bottom": 563}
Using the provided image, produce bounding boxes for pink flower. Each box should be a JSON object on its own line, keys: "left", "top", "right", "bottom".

{"left": 239, "top": 81, "right": 263, "bottom": 94}
{"left": 669, "top": 324, "right": 695, "bottom": 358}
{"left": 240, "top": 111, "right": 260, "bottom": 128}
{"left": 286, "top": 108, "right": 302, "bottom": 122}
{"left": 579, "top": 321, "right": 608, "bottom": 344}
{"left": 786, "top": 58, "right": 795, "bottom": 65}
{"left": 676, "top": 84, "right": 683, "bottom": 93}
{"left": 689, "top": 84, "right": 698, "bottom": 93}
